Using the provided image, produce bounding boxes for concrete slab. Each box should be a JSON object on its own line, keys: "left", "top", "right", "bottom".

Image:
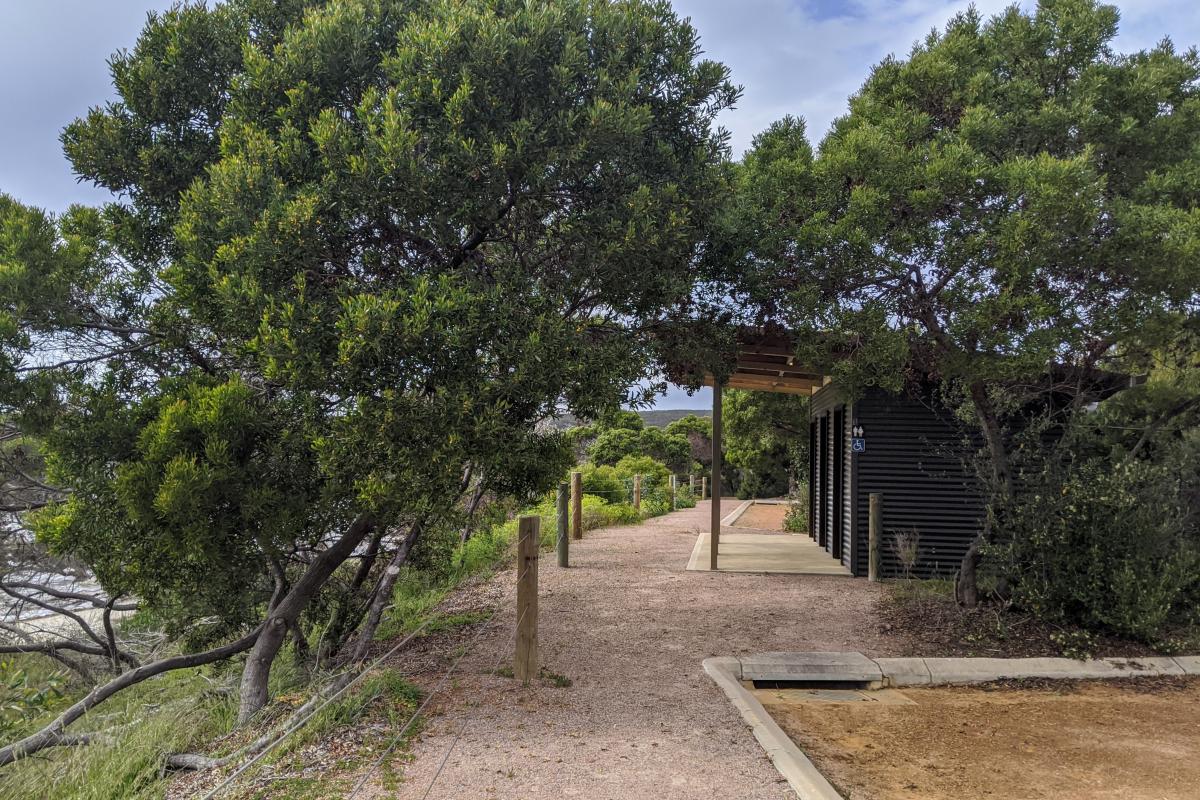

{"left": 686, "top": 531, "right": 850, "bottom": 576}
{"left": 741, "top": 651, "right": 883, "bottom": 684}
{"left": 874, "top": 657, "right": 932, "bottom": 686}
{"left": 922, "top": 656, "right": 1185, "bottom": 684}
{"left": 1172, "top": 655, "right": 1200, "bottom": 675}
{"left": 1105, "top": 656, "right": 1186, "bottom": 675}
{"left": 703, "top": 658, "right": 844, "bottom": 800}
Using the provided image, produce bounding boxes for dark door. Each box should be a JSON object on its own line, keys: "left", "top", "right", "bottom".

{"left": 818, "top": 413, "right": 829, "bottom": 548}
{"left": 832, "top": 406, "right": 844, "bottom": 561}
{"left": 808, "top": 420, "right": 817, "bottom": 541}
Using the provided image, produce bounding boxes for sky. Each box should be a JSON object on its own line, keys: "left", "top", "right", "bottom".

{"left": 1, "top": 0, "right": 1198, "bottom": 409}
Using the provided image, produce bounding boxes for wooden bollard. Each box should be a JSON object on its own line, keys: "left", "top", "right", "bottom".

{"left": 670, "top": 475, "right": 677, "bottom": 510}
{"left": 868, "top": 492, "right": 882, "bottom": 582}
{"left": 556, "top": 481, "right": 569, "bottom": 568}
{"left": 570, "top": 471, "right": 582, "bottom": 540}
{"left": 632, "top": 474, "right": 641, "bottom": 511}
{"left": 515, "top": 515, "right": 539, "bottom": 685}
{"left": 701, "top": 476, "right": 707, "bottom": 501}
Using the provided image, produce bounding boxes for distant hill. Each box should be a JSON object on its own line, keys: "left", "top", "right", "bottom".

{"left": 638, "top": 409, "right": 710, "bottom": 428}
{"left": 545, "top": 409, "right": 710, "bottom": 431}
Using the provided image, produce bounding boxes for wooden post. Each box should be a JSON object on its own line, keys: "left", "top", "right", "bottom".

{"left": 689, "top": 474, "right": 696, "bottom": 494}
{"left": 868, "top": 492, "right": 882, "bottom": 582}
{"left": 632, "top": 474, "right": 641, "bottom": 511}
{"left": 670, "top": 475, "right": 677, "bottom": 510}
{"left": 556, "top": 481, "right": 569, "bottom": 568}
{"left": 710, "top": 382, "right": 723, "bottom": 571}
{"left": 701, "top": 476, "right": 707, "bottom": 501}
{"left": 515, "top": 515, "right": 539, "bottom": 685}
{"left": 570, "top": 470, "right": 583, "bottom": 540}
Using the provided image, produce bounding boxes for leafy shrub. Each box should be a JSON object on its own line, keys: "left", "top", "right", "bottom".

{"left": 612, "top": 455, "right": 670, "bottom": 488}
{"left": 0, "top": 660, "right": 64, "bottom": 736}
{"left": 782, "top": 502, "right": 806, "bottom": 533}
{"left": 990, "top": 432, "right": 1200, "bottom": 642}
{"left": 579, "top": 463, "right": 627, "bottom": 503}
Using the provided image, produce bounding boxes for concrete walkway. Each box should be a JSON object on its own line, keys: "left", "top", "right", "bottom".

{"left": 365, "top": 500, "right": 890, "bottom": 800}
{"left": 686, "top": 529, "right": 851, "bottom": 576}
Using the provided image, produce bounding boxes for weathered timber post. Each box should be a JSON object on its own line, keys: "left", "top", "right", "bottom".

{"left": 868, "top": 493, "right": 882, "bottom": 582}
{"left": 556, "top": 481, "right": 569, "bottom": 568}
{"left": 701, "top": 476, "right": 707, "bottom": 501}
{"left": 570, "top": 471, "right": 583, "bottom": 540}
{"left": 689, "top": 474, "right": 696, "bottom": 494}
{"left": 515, "top": 515, "right": 539, "bottom": 685}
{"left": 710, "top": 381, "right": 723, "bottom": 571}
{"left": 632, "top": 474, "right": 641, "bottom": 511}
{"left": 670, "top": 475, "right": 677, "bottom": 510}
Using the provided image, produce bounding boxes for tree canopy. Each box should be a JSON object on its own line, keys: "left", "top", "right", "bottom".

{"left": 730, "top": 0, "right": 1200, "bottom": 600}
{"left": 0, "top": 0, "right": 736, "bottom": 730}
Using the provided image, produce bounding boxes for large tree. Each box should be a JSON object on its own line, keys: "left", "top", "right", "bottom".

{"left": 0, "top": 0, "right": 736, "bottom": 760}
{"left": 732, "top": 0, "right": 1200, "bottom": 603}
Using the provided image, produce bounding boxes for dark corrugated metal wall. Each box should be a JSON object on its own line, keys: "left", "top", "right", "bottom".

{"left": 850, "top": 389, "right": 984, "bottom": 578}
{"left": 810, "top": 385, "right": 853, "bottom": 569}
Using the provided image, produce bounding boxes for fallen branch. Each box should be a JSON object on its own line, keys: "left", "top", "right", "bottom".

{"left": 0, "top": 625, "right": 262, "bottom": 768}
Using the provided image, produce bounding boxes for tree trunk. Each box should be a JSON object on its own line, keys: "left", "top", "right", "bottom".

{"left": 236, "top": 514, "right": 374, "bottom": 724}
{"left": 0, "top": 626, "right": 262, "bottom": 767}
{"left": 347, "top": 520, "right": 425, "bottom": 664}
{"left": 956, "top": 382, "right": 1014, "bottom": 607}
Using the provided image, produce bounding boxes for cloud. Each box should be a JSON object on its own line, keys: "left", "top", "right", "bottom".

{"left": 673, "top": 0, "right": 1200, "bottom": 158}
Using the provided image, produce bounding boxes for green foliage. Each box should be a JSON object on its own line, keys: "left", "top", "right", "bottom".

{"left": 732, "top": 0, "right": 1200, "bottom": 495}
{"left": 723, "top": 389, "right": 808, "bottom": 498}
{"left": 612, "top": 454, "right": 670, "bottom": 488}
{"left": 664, "top": 414, "right": 711, "bottom": 438}
{"left": 782, "top": 500, "right": 807, "bottom": 533}
{"left": 587, "top": 425, "right": 690, "bottom": 472}
{"left": 0, "top": 661, "right": 64, "bottom": 738}
{"left": 0, "top": 0, "right": 738, "bottom": 713}
{"left": 579, "top": 462, "right": 627, "bottom": 503}
{"left": 989, "top": 378, "right": 1200, "bottom": 642}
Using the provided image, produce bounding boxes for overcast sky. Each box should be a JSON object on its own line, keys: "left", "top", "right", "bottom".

{"left": 2, "top": 0, "right": 1197, "bottom": 409}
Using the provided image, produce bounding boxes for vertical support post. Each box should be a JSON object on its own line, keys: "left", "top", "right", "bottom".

{"left": 556, "top": 481, "right": 569, "bottom": 568}
{"left": 690, "top": 474, "right": 696, "bottom": 494}
{"left": 515, "top": 515, "right": 539, "bottom": 685}
{"left": 670, "top": 475, "right": 677, "bottom": 511}
{"left": 632, "top": 474, "right": 641, "bottom": 511}
{"left": 570, "top": 471, "right": 583, "bottom": 540}
{"left": 868, "top": 492, "right": 882, "bottom": 582}
{"left": 710, "top": 382, "right": 723, "bottom": 571}
{"left": 701, "top": 476, "right": 707, "bottom": 501}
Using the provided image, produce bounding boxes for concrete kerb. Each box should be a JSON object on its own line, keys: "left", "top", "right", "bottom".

{"left": 702, "top": 657, "right": 844, "bottom": 800}
{"left": 704, "top": 651, "right": 1200, "bottom": 798}
{"left": 721, "top": 499, "right": 754, "bottom": 527}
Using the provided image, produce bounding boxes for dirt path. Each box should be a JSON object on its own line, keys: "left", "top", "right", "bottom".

{"left": 362, "top": 500, "right": 892, "bottom": 799}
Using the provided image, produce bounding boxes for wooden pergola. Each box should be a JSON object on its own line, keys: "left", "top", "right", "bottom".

{"left": 700, "top": 333, "right": 828, "bottom": 570}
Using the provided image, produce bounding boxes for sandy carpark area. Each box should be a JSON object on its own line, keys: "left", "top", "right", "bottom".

{"left": 760, "top": 677, "right": 1200, "bottom": 800}
{"left": 731, "top": 501, "right": 792, "bottom": 530}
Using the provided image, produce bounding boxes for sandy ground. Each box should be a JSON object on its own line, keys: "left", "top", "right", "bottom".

{"left": 763, "top": 679, "right": 1200, "bottom": 800}
{"left": 359, "top": 499, "right": 890, "bottom": 799}
{"left": 731, "top": 502, "right": 791, "bottom": 531}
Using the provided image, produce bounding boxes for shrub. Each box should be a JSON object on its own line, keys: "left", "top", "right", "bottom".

{"left": 579, "top": 463, "right": 627, "bottom": 503}
{"left": 990, "top": 432, "right": 1200, "bottom": 642}
{"left": 612, "top": 455, "right": 670, "bottom": 488}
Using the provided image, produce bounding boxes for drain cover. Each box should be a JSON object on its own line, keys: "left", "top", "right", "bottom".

{"left": 753, "top": 687, "right": 917, "bottom": 706}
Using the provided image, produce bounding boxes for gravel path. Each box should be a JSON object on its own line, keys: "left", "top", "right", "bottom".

{"left": 363, "top": 500, "right": 894, "bottom": 800}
